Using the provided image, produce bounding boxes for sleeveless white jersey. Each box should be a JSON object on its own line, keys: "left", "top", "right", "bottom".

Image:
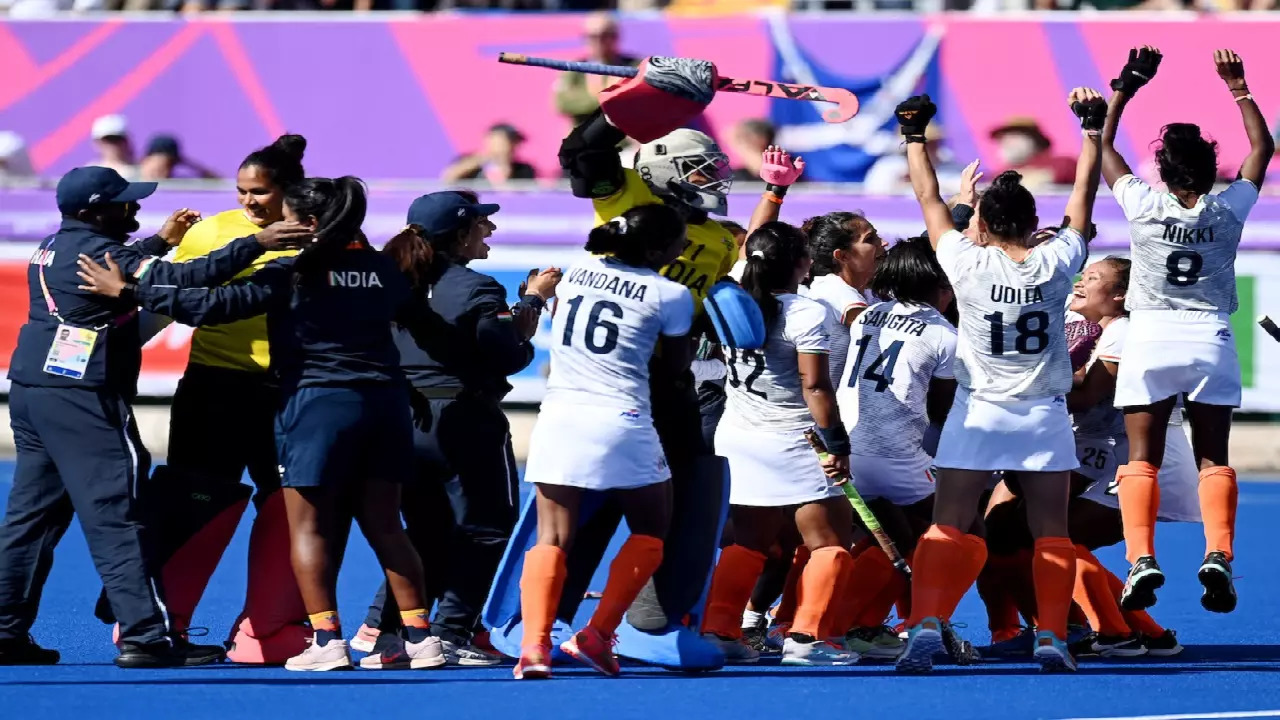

{"left": 1113, "top": 174, "right": 1258, "bottom": 314}
{"left": 722, "top": 294, "right": 830, "bottom": 433}
{"left": 937, "top": 228, "right": 1084, "bottom": 401}
{"left": 838, "top": 300, "right": 957, "bottom": 459}
{"left": 1072, "top": 316, "right": 1128, "bottom": 440}
{"left": 543, "top": 255, "right": 694, "bottom": 413}
{"left": 800, "top": 274, "right": 870, "bottom": 389}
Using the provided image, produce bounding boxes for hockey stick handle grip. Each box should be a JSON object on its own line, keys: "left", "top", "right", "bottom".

{"left": 498, "top": 53, "right": 639, "bottom": 79}
{"left": 1259, "top": 315, "right": 1280, "bottom": 343}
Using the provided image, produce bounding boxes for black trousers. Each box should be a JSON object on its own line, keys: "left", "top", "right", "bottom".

{"left": 0, "top": 384, "right": 169, "bottom": 645}
{"left": 364, "top": 391, "right": 519, "bottom": 641}
{"left": 166, "top": 364, "right": 280, "bottom": 496}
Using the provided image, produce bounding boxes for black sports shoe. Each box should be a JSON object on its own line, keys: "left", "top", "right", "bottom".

{"left": 1120, "top": 555, "right": 1165, "bottom": 611}
{"left": 0, "top": 636, "right": 60, "bottom": 666}
{"left": 1139, "top": 630, "right": 1183, "bottom": 657}
{"left": 741, "top": 625, "right": 775, "bottom": 654}
{"left": 1068, "top": 631, "right": 1099, "bottom": 657}
{"left": 1198, "top": 551, "right": 1237, "bottom": 614}
{"left": 115, "top": 637, "right": 226, "bottom": 668}
{"left": 940, "top": 621, "right": 980, "bottom": 666}
{"left": 1091, "top": 633, "right": 1147, "bottom": 658}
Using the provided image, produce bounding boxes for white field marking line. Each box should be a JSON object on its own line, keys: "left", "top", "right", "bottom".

{"left": 1054, "top": 707, "right": 1280, "bottom": 712}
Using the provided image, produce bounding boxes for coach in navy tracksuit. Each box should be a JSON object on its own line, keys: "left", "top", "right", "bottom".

{"left": 0, "top": 167, "right": 299, "bottom": 668}
{"left": 357, "top": 192, "right": 558, "bottom": 661}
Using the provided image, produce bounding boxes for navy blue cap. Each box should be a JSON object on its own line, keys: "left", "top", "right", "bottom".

{"left": 406, "top": 192, "right": 499, "bottom": 236}
{"left": 56, "top": 166, "right": 157, "bottom": 215}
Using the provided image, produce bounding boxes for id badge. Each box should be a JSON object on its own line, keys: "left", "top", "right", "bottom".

{"left": 43, "top": 324, "right": 98, "bottom": 380}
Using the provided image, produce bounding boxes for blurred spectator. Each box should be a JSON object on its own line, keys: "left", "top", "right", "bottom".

{"left": 0, "top": 0, "right": 102, "bottom": 17}
{"left": 90, "top": 115, "right": 138, "bottom": 180}
{"left": 441, "top": 123, "right": 538, "bottom": 185}
{"left": 553, "top": 13, "right": 641, "bottom": 128}
{"left": 729, "top": 119, "right": 791, "bottom": 183}
{"left": 0, "top": 132, "right": 34, "bottom": 180}
{"left": 864, "top": 124, "right": 965, "bottom": 195}
{"left": 138, "top": 134, "right": 219, "bottom": 181}
{"left": 989, "top": 116, "right": 1074, "bottom": 189}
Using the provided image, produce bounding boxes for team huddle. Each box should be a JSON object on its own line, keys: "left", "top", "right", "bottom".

{"left": 0, "top": 44, "right": 1270, "bottom": 677}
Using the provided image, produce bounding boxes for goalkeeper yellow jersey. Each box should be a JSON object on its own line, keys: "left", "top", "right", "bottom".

{"left": 172, "top": 209, "right": 298, "bottom": 373}
{"left": 591, "top": 169, "right": 739, "bottom": 317}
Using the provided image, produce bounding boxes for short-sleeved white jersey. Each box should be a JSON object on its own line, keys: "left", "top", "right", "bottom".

{"left": 1073, "top": 316, "right": 1128, "bottom": 440}
{"left": 721, "top": 294, "right": 829, "bottom": 432}
{"left": 543, "top": 255, "right": 694, "bottom": 413}
{"left": 1113, "top": 174, "right": 1258, "bottom": 314}
{"left": 800, "top": 274, "right": 870, "bottom": 389}
{"left": 936, "top": 228, "right": 1084, "bottom": 401}
{"left": 838, "top": 300, "right": 957, "bottom": 459}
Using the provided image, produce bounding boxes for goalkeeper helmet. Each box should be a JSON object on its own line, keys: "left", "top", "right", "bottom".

{"left": 634, "top": 129, "right": 732, "bottom": 216}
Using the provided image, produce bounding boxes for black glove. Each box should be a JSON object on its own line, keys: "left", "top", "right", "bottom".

{"left": 1072, "top": 98, "right": 1106, "bottom": 132}
{"left": 1110, "top": 47, "right": 1161, "bottom": 95}
{"left": 895, "top": 94, "right": 937, "bottom": 138}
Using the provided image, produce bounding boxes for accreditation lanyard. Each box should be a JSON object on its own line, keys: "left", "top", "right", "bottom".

{"left": 37, "top": 237, "right": 137, "bottom": 330}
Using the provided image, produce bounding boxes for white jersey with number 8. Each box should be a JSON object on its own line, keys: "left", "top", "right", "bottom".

{"left": 542, "top": 255, "right": 694, "bottom": 413}
{"left": 721, "top": 294, "right": 829, "bottom": 433}
{"left": 936, "top": 228, "right": 1085, "bottom": 401}
{"left": 1113, "top": 174, "right": 1258, "bottom": 314}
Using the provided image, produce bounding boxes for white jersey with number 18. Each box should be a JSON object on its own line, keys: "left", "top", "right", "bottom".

{"left": 543, "top": 255, "right": 694, "bottom": 413}
{"left": 936, "top": 228, "right": 1084, "bottom": 401}
{"left": 1114, "top": 174, "right": 1258, "bottom": 314}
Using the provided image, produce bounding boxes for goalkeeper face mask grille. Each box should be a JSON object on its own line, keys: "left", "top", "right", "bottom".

{"left": 636, "top": 129, "right": 733, "bottom": 216}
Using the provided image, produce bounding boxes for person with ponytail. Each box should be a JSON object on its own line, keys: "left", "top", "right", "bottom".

{"left": 349, "top": 191, "right": 558, "bottom": 666}
{"left": 699, "top": 221, "right": 858, "bottom": 668}
{"left": 514, "top": 203, "right": 694, "bottom": 679}
{"left": 76, "top": 176, "right": 450, "bottom": 672}
{"left": 95, "top": 134, "right": 313, "bottom": 663}
{"left": 892, "top": 86, "right": 1106, "bottom": 673}
{"left": 1100, "top": 46, "right": 1273, "bottom": 616}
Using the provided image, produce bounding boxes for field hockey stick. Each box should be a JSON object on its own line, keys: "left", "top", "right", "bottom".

{"left": 1259, "top": 315, "right": 1280, "bottom": 343}
{"left": 497, "top": 53, "right": 860, "bottom": 124}
{"left": 804, "top": 429, "right": 911, "bottom": 579}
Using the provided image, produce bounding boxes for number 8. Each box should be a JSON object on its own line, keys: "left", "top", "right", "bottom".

{"left": 1166, "top": 249, "right": 1203, "bottom": 287}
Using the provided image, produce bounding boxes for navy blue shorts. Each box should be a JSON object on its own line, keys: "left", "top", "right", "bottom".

{"left": 275, "top": 384, "right": 413, "bottom": 489}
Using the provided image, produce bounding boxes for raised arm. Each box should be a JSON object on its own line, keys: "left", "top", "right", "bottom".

{"left": 747, "top": 146, "right": 805, "bottom": 235}
{"left": 127, "top": 222, "right": 310, "bottom": 290}
{"left": 558, "top": 110, "right": 629, "bottom": 199}
{"left": 896, "top": 95, "right": 954, "bottom": 249}
{"left": 1215, "top": 49, "right": 1275, "bottom": 188}
{"left": 1101, "top": 47, "right": 1161, "bottom": 187}
{"left": 1064, "top": 88, "right": 1107, "bottom": 237}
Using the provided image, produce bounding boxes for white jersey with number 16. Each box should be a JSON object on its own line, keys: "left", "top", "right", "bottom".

{"left": 543, "top": 255, "right": 694, "bottom": 413}
{"left": 936, "top": 228, "right": 1085, "bottom": 401}
{"left": 1114, "top": 174, "right": 1257, "bottom": 314}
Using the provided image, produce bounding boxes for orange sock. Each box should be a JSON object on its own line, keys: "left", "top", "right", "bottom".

{"left": 1198, "top": 466, "right": 1238, "bottom": 561}
{"left": 908, "top": 525, "right": 984, "bottom": 625}
{"left": 399, "top": 608, "right": 430, "bottom": 629}
{"left": 1032, "top": 537, "right": 1076, "bottom": 641}
{"left": 1072, "top": 546, "right": 1130, "bottom": 636}
{"left": 771, "top": 546, "right": 809, "bottom": 625}
{"left": 792, "top": 547, "right": 854, "bottom": 638}
{"left": 1118, "top": 462, "right": 1160, "bottom": 564}
{"left": 848, "top": 548, "right": 902, "bottom": 628}
{"left": 943, "top": 533, "right": 987, "bottom": 613}
{"left": 1101, "top": 562, "right": 1166, "bottom": 636}
{"left": 702, "top": 545, "right": 767, "bottom": 639}
{"left": 819, "top": 550, "right": 860, "bottom": 638}
{"left": 588, "top": 534, "right": 664, "bottom": 636}
{"left": 519, "top": 544, "right": 568, "bottom": 648}
{"left": 308, "top": 611, "right": 340, "bottom": 632}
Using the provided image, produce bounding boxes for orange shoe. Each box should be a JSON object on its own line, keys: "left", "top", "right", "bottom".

{"left": 560, "top": 626, "right": 619, "bottom": 677}
{"left": 513, "top": 645, "right": 552, "bottom": 680}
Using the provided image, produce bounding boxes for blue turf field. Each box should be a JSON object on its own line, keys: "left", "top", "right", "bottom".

{"left": 1, "top": 460, "right": 1278, "bottom": 720}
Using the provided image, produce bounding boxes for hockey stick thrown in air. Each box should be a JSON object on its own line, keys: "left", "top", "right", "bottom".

{"left": 498, "top": 53, "right": 860, "bottom": 124}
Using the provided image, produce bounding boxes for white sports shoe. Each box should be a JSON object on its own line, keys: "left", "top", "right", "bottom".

{"left": 701, "top": 633, "right": 760, "bottom": 664}
{"left": 781, "top": 637, "right": 859, "bottom": 666}
{"left": 285, "top": 637, "right": 352, "bottom": 671}
{"left": 406, "top": 635, "right": 447, "bottom": 669}
{"left": 349, "top": 624, "right": 380, "bottom": 653}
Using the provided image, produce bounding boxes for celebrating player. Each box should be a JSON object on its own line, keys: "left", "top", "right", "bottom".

{"left": 835, "top": 236, "right": 957, "bottom": 658}
{"left": 700, "top": 221, "right": 858, "bottom": 667}
{"left": 801, "top": 212, "right": 885, "bottom": 387}
{"left": 1065, "top": 257, "right": 1189, "bottom": 658}
{"left": 76, "top": 177, "right": 451, "bottom": 672}
{"left": 893, "top": 87, "right": 1106, "bottom": 673}
{"left": 514, "top": 204, "right": 694, "bottom": 679}
{"left": 1100, "top": 47, "right": 1273, "bottom": 613}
